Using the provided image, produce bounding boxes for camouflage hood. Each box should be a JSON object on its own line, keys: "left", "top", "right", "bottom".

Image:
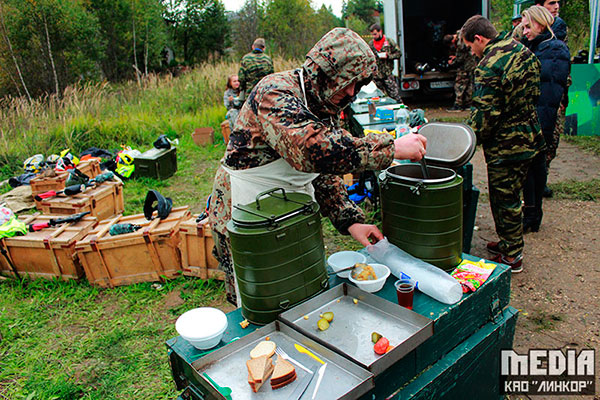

{"left": 303, "top": 28, "right": 377, "bottom": 115}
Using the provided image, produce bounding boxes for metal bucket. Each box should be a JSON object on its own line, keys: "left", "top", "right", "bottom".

{"left": 379, "top": 164, "right": 463, "bottom": 271}
{"left": 227, "top": 188, "right": 328, "bottom": 325}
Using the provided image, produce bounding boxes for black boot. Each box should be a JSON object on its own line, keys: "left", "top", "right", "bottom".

{"left": 543, "top": 185, "right": 553, "bottom": 198}
{"left": 523, "top": 206, "right": 540, "bottom": 233}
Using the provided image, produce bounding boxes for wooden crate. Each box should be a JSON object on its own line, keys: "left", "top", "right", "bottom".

{"left": 220, "top": 120, "right": 231, "bottom": 143}
{"left": 30, "top": 159, "right": 103, "bottom": 197}
{"left": 35, "top": 181, "right": 124, "bottom": 221}
{"left": 192, "top": 127, "right": 214, "bottom": 146}
{"left": 179, "top": 216, "right": 223, "bottom": 280}
{"left": 0, "top": 213, "right": 98, "bottom": 280}
{"left": 75, "top": 207, "right": 191, "bottom": 288}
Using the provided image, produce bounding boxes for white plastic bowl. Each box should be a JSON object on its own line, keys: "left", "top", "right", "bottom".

{"left": 348, "top": 263, "right": 391, "bottom": 293}
{"left": 175, "top": 307, "right": 228, "bottom": 350}
{"left": 327, "top": 251, "right": 367, "bottom": 278}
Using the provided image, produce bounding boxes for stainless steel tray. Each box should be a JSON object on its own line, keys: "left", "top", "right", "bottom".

{"left": 278, "top": 283, "right": 434, "bottom": 376}
{"left": 191, "top": 320, "right": 373, "bottom": 400}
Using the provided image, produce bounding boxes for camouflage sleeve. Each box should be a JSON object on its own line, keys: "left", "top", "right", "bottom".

{"left": 238, "top": 58, "right": 248, "bottom": 94}
{"left": 454, "top": 45, "right": 468, "bottom": 69}
{"left": 257, "top": 88, "right": 395, "bottom": 174}
{"left": 266, "top": 57, "right": 274, "bottom": 75}
{"left": 387, "top": 38, "right": 402, "bottom": 60}
{"left": 313, "top": 173, "right": 364, "bottom": 235}
{"left": 223, "top": 90, "right": 233, "bottom": 110}
{"left": 468, "top": 65, "right": 503, "bottom": 143}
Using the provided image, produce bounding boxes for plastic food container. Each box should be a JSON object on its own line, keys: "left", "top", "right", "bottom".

{"left": 327, "top": 251, "right": 367, "bottom": 278}
{"left": 176, "top": 307, "right": 228, "bottom": 350}
{"left": 348, "top": 263, "right": 391, "bottom": 293}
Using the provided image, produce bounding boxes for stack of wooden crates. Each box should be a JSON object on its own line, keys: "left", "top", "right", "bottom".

{"left": 0, "top": 158, "right": 222, "bottom": 287}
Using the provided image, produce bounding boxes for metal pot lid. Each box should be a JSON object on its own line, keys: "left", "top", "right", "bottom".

{"left": 231, "top": 188, "right": 317, "bottom": 228}
{"left": 417, "top": 122, "right": 476, "bottom": 168}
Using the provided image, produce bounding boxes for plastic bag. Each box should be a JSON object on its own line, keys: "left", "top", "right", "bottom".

{"left": 367, "top": 238, "right": 463, "bottom": 304}
{"left": 451, "top": 259, "right": 497, "bottom": 293}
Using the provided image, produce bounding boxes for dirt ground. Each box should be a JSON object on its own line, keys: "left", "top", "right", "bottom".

{"left": 422, "top": 106, "right": 600, "bottom": 399}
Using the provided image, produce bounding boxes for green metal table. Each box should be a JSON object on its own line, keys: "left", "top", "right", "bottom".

{"left": 167, "top": 253, "right": 515, "bottom": 399}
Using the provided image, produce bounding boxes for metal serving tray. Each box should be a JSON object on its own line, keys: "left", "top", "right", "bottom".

{"left": 191, "top": 320, "right": 373, "bottom": 400}
{"left": 278, "top": 283, "right": 434, "bottom": 376}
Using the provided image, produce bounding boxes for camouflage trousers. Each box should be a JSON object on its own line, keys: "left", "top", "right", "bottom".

{"left": 546, "top": 105, "right": 565, "bottom": 167}
{"left": 454, "top": 71, "right": 473, "bottom": 108}
{"left": 487, "top": 159, "right": 532, "bottom": 257}
{"left": 212, "top": 230, "right": 239, "bottom": 307}
{"left": 374, "top": 75, "right": 403, "bottom": 103}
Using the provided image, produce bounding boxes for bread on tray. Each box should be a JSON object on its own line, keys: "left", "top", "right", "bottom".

{"left": 271, "top": 355, "right": 297, "bottom": 389}
{"left": 246, "top": 355, "right": 274, "bottom": 393}
{"left": 249, "top": 340, "right": 276, "bottom": 359}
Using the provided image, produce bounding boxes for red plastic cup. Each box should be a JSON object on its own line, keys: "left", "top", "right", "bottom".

{"left": 394, "top": 279, "right": 416, "bottom": 310}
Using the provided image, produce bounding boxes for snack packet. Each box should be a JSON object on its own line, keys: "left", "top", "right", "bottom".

{"left": 451, "top": 259, "right": 497, "bottom": 293}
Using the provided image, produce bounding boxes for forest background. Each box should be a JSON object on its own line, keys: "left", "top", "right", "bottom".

{"left": 0, "top": 0, "right": 592, "bottom": 100}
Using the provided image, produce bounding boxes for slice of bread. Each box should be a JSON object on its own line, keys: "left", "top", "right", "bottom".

{"left": 246, "top": 355, "right": 268, "bottom": 383}
{"left": 271, "top": 371, "right": 297, "bottom": 389}
{"left": 246, "top": 355, "right": 274, "bottom": 393}
{"left": 250, "top": 340, "right": 276, "bottom": 359}
{"left": 270, "top": 355, "right": 296, "bottom": 385}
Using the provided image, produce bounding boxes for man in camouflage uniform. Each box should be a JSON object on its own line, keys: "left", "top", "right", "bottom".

{"left": 461, "top": 16, "right": 545, "bottom": 272}
{"left": 369, "top": 24, "right": 403, "bottom": 103}
{"left": 209, "top": 28, "right": 427, "bottom": 305}
{"left": 447, "top": 32, "right": 477, "bottom": 111}
{"left": 238, "top": 38, "right": 274, "bottom": 99}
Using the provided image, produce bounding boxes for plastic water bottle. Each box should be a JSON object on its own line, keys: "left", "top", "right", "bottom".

{"left": 394, "top": 105, "right": 411, "bottom": 137}
{"left": 367, "top": 238, "right": 463, "bottom": 304}
{"left": 368, "top": 100, "right": 376, "bottom": 117}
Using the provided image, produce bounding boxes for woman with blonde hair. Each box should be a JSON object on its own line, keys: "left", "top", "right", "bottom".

{"left": 520, "top": 5, "right": 570, "bottom": 232}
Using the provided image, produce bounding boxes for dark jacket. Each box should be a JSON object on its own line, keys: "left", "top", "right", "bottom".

{"left": 552, "top": 17, "right": 567, "bottom": 42}
{"left": 525, "top": 31, "right": 570, "bottom": 140}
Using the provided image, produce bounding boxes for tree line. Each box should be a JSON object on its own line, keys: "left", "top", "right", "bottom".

{"left": 0, "top": 0, "right": 378, "bottom": 99}
{"left": 0, "top": 0, "right": 590, "bottom": 100}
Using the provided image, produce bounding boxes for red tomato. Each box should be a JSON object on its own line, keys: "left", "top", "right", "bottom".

{"left": 374, "top": 337, "right": 389, "bottom": 355}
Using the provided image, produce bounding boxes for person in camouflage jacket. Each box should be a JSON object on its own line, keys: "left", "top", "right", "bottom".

{"left": 238, "top": 38, "right": 274, "bottom": 99}
{"left": 447, "top": 32, "right": 478, "bottom": 110}
{"left": 462, "top": 15, "right": 544, "bottom": 273}
{"left": 369, "top": 24, "right": 403, "bottom": 103}
{"left": 209, "top": 28, "right": 427, "bottom": 305}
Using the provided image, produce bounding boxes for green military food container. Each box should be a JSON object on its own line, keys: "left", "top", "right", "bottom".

{"left": 379, "top": 123, "right": 476, "bottom": 271}
{"left": 227, "top": 188, "right": 328, "bottom": 325}
{"left": 133, "top": 147, "right": 177, "bottom": 179}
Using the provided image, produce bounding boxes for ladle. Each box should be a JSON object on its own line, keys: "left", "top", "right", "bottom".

{"left": 415, "top": 131, "right": 430, "bottom": 179}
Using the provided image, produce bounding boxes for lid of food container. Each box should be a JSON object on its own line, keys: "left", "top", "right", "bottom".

{"left": 175, "top": 307, "right": 227, "bottom": 339}
{"left": 231, "top": 188, "right": 318, "bottom": 228}
{"left": 417, "top": 122, "right": 476, "bottom": 169}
